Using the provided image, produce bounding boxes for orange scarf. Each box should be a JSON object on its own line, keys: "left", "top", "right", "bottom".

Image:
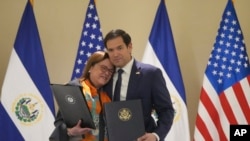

{"left": 81, "top": 80, "right": 110, "bottom": 141}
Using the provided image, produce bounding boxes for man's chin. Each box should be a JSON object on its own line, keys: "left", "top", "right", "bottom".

{"left": 113, "top": 62, "right": 123, "bottom": 68}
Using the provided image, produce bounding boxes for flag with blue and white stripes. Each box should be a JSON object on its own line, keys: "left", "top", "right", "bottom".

{"left": 0, "top": 1, "right": 55, "bottom": 140}
{"left": 142, "top": 0, "right": 190, "bottom": 140}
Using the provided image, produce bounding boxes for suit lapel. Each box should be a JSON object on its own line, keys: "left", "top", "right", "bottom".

{"left": 126, "top": 60, "right": 142, "bottom": 100}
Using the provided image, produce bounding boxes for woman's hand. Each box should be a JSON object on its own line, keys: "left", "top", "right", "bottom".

{"left": 137, "top": 133, "right": 157, "bottom": 141}
{"left": 67, "top": 120, "right": 92, "bottom": 136}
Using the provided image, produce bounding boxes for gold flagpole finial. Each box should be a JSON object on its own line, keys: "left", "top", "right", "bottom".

{"left": 29, "top": 0, "right": 34, "bottom": 7}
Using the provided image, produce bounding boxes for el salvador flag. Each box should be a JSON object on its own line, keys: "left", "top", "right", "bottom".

{"left": 142, "top": 0, "right": 190, "bottom": 140}
{"left": 0, "top": 1, "right": 55, "bottom": 140}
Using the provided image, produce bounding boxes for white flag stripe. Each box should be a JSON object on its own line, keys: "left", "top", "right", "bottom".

{"left": 143, "top": 41, "right": 190, "bottom": 141}
{"left": 198, "top": 101, "right": 220, "bottom": 141}
{"left": 224, "top": 86, "right": 247, "bottom": 123}
{"left": 0, "top": 2, "right": 55, "bottom": 140}
{"left": 200, "top": 76, "right": 222, "bottom": 140}
{"left": 201, "top": 76, "right": 250, "bottom": 140}
{"left": 194, "top": 1, "right": 250, "bottom": 139}
{"left": 203, "top": 76, "right": 222, "bottom": 113}
{"left": 142, "top": 1, "right": 190, "bottom": 140}
{"left": 142, "top": 43, "right": 188, "bottom": 111}
{"left": 142, "top": 42, "right": 184, "bottom": 105}
{"left": 241, "top": 77, "right": 250, "bottom": 105}
{"left": 202, "top": 75, "right": 237, "bottom": 140}
{"left": 2, "top": 50, "right": 54, "bottom": 140}
{"left": 193, "top": 128, "right": 204, "bottom": 141}
{"left": 142, "top": 42, "right": 161, "bottom": 65}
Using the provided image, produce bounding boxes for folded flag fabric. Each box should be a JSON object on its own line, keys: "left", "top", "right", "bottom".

{"left": 194, "top": 0, "right": 250, "bottom": 140}
{"left": 71, "top": 0, "right": 105, "bottom": 80}
{"left": 0, "top": 1, "right": 55, "bottom": 140}
{"left": 142, "top": 0, "right": 190, "bottom": 140}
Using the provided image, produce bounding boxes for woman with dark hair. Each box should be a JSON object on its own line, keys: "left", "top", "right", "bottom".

{"left": 53, "top": 51, "right": 114, "bottom": 141}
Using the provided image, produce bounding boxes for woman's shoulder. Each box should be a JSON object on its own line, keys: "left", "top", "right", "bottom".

{"left": 66, "top": 78, "right": 81, "bottom": 86}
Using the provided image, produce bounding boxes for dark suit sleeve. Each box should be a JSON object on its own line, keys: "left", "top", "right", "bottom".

{"left": 49, "top": 111, "right": 69, "bottom": 141}
{"left": 54, "top": 111, "right": 65, "bottom": 127}
{"left": 151, "top": 68, "right": 174, "bottom": 140}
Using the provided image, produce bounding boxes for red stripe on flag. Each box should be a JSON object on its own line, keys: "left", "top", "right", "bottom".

{"left": 219, "top": 92, "right": 237, "bottom": 124}
{"left": 195, "top": 114, "right": 212, "bottom": 141}
{"left": 194, "top": 1, "right": 250, "bottom": 140}
{"left": 233, "top": 82, "right": 250, "bottom": 123}
{"left": 201, "top": 88, "right": 227, "bottom": 141}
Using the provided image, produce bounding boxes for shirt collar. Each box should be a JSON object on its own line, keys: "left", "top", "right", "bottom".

{"left": 116, "top": 57, "right": 134, "bottom": 74}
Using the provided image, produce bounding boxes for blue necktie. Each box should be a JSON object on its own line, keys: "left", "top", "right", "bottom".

{"left": 113, "top": 69, "right": 124, "bottom": 101}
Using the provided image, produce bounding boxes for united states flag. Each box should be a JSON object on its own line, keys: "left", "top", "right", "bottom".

{"left": 71, "top": 0, "right": 105, "bottom": 80}
{"left": 194, "top": 0, "right": 250, "bottom": 140}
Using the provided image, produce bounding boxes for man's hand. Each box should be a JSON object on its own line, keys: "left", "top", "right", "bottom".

{"left": 137, "top": 133, "right": 157, "bottom": 141}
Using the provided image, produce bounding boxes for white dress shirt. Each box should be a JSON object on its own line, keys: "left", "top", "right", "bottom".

{"left": 112, "top": 58, "right": 160, "bottom": 140}
{"left": 112, "top": 58, "right": 134, "bottom": 101}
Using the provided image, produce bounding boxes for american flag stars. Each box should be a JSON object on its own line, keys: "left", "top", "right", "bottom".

{"left": 207, "top": 9, "right": 249, "bottom": 88}
{"left": 71, "top": 0, "right": 105, "bottom": 80}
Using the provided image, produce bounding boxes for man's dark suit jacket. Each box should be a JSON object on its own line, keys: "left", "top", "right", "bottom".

{"left": 104, "top": 60, "right": 174, "bottom": 140}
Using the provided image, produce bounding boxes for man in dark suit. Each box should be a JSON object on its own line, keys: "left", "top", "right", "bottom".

{"left": 103, "top": 29, "right": 174, "bottom": 141}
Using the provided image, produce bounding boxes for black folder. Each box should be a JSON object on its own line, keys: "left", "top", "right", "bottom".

{"left": 50, "top": 84, "right": 95, "bottom": 129}
{"left": 103, "top": 99, "right": 145, "bottom": 141}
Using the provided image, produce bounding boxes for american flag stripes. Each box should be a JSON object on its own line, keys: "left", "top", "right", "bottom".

{"left": 194, "top": 0, "right": 250, "bottom": 140}
{"left": 71, "top": 0, "right": 105, "bottom": 80}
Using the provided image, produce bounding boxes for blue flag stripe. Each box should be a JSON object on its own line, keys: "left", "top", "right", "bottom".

{"left": 149, "top": 0, "right": 186, "bottom": 102}
{"left": 14, "top": 2, "right": 55, "bottom": 113}
{"left": 0, "top": 104, "right": 24, "bottom": 141}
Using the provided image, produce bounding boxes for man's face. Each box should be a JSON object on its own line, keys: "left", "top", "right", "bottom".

{"left": 106, "top": 36, "right": 132, "bottom": 68}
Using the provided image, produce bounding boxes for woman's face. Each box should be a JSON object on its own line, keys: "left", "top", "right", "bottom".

{"left": 89, "top": 58, "right": 114, "bottom": 88}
